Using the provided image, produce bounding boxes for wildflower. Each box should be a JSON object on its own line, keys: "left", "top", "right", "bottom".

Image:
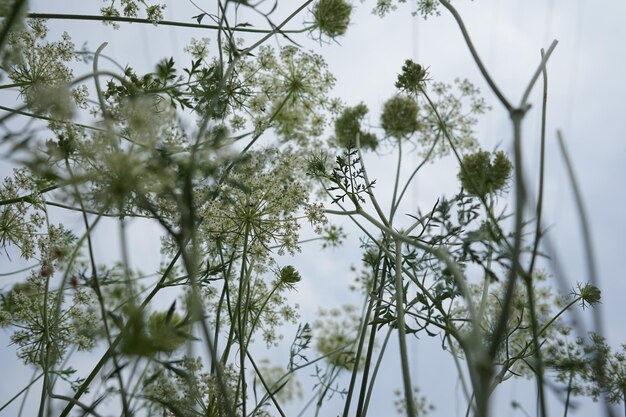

{"left": 310, "top": 0, "right": 352, "bottom": 42}
{"left": 573, "top": 282, "right": 602, "bottom": 310}
{"left": 418, "top": 78, "right": 486, "bottom": 158}
{"left": 395, "top": 59, "right": 428, "bottom": 96}
{"left": 380, "top": 95, "right": 420, "bottom": 139}
{"left": 458, "top": 150, "right": 512, "bottom": 197}
{"left": 333, "top": 103, "right": 378, "bottom": 150}
{"left": 279, "top": 265, "right": 302, "bottom": 288}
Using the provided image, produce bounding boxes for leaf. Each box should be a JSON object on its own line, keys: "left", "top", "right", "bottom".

{"left": 165, "top": 300, "right": 176, "bottom": 322}
{"left": 191, "top": 13, "right": 206, "bottom": 24}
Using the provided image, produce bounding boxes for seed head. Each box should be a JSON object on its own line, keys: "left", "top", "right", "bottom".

{"left": 310, "top": 0, "right": 352, "bottom": 41}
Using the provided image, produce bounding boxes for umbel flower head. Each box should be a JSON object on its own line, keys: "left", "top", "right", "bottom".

{"left": 395, "top": 59, "right": 428, "bottom": 96}
{"left": 333, "top": 103, "right": 378, "bottom": 150}
{"left": 310, "top": 0, "right": 352, "bottom": 42}
{"left": 279, "top": 265, "right": 302, "bottom": 289}
{"left": 458, "top": 150, "right": 512, "bottom": 197}
{"left": 380, "top": 95, "right": 420, "bottom": 139}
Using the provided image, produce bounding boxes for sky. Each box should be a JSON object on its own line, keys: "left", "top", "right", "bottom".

{"left": 1, "top": 0, "right": 626, "bottom": 416}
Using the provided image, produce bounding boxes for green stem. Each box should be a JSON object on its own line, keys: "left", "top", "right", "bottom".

{"left": 361, "top": 327, "right": 393, "bottom": 417}
{"left": 389, "top": 138, "right": 403, "bottom": 221}
{"left": 26, "top": 13, "right": 308, "bottom": 34}
{"left": 563, "top": 371, "right": 573, "bottom": 417}
{"left": 438, "top": 0, "right": 512, "bottom": 112}
{"left": 394, "top": 237, "right": 417, "bottom": 417}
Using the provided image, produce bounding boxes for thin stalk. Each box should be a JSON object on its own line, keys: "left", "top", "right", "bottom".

{"left": 556, "top": 132, "right": 601, "bottom": 330}
{"left": 557, "top": 131, "right": 613, "bottom": 417}
{"left": 484, "top": 110, "right": 526, "bottom": 417}
{"left": 477, "top": 195, "right": 494, "bottom": 321}
{"left": 389, "top": 138, "right": 404, "bottom": 220}
{"left": 394, "top": 237, "right": 417, "bottom": 417}
{"left": 26, "top": 13, "right": 308, "bottom": 34}
{"left": 37, "top": 250, "right": 51, "bottom": 417}
{"left": 528, "top": 49, "right": 550, "bottom": 278}
{"left": 356, "top": 134, "right": 390, "bottom": 227}
{"left": 447, "top": 333, "right": 473, "bottom": 410}
{"left": 43, "top": 200, "right": 152, "bottom": 218}
{"left": 242, "top": 0, "right": 313, "bottom": 55}
{"left": 355, "top": 254, "right": 388, "bottom": 417}
{"left": 356, "top": 206, "right": 477, "bottom": 323}
{"left": 233, "top": 223, "right": 252, "bottom": 417}
{"left": 523, "top": 49, "right": 552, "bottom": 417}
{"left": 341, "top": 251, "right": 383, "bottom": 417}
{"left": 361, "top": 327, "right": 393, "bottom": 417}
{"left": 244, "top": 280, "right": 280, "bottom": 350}
{"left": 519, "top": 41, "right": 558, "bottom": 109}
{"left": 563, "top": 371, "right": 573, "bottom": 417}
{"left": 246, "top": 352, "right": 287, "bottom": 417}
{"left": 438, "top": 0, "right": 512, "bottom": 112}
{"left": 0, "top": 373, "right": 43, "bottom": 413}
{"left": 490, "top": 297, "right": 580, "bottom": 390}
{"left": 0, "top": 82, "right": 30, "bottom": 89}
{"left": 391, "top": 133, "right": 441, "bottom": 222}
{"left": 254, "top": 344, "right": 354, "bottom": 410}
{"left": 0, "top": 184, "right": 58, "bottom": 206}
{"left": 48, "top": 393, "right": 105, "bottom": 417}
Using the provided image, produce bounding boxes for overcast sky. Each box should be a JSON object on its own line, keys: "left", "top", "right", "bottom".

{"left": 1, "top": 0, "right": 626, "bottom": 416}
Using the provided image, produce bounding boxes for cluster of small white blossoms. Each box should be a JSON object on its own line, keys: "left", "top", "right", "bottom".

{"left": 100, "top": 0, "right": 166, "bottom": 28}
{"left": 219, "top": 274, "right": 301, "bottom": 347}
{"left": 0, "top": 168, "right": 46, "bottom": 259}
{"left": 6, "top": 19, "right": 88, "bottom": 117}
{"left": 199, "top": 148, "right": 327, "bottom": 260}
{"left": 313, "top": 304, "right": 364, "bottom": 371}
{"left": 256, "top": 358, "right": 303, "bottom": 402}
{"left": 416, "top": 78, "right": 488, "bottom": 158}
{"left": 232, "top": 45, "right": 336, "bottom": 147}
{"left": 1, "top": 272, "right": 99, "bottom": 365}
{"left": 304, "top": 202, "right": 328, "bottom": 234}
{"left": 373, "top": 0, "right": 440, "bottom": 18}
{"left": 144, "top": 357, "right": 240, "bottom": 416}
{"left": 450, "top": 270, "right": 569, "bottom": 377}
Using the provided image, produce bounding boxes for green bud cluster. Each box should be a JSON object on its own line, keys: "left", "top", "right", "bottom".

{"left": 311, "top": 0, "right": 352, "bottom": 41}
{"left": 458, "top": 150, "right": 512, "bottom": 197}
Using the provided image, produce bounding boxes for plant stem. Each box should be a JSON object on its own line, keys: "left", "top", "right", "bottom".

{"left": 394, "top": 237, "right": 417, "bottom": 417}
{"left": 438, "top": 0, "right": 512, "bottom": 112}
{"left": 26, "top": 13, "right": 308, "bottom": 34}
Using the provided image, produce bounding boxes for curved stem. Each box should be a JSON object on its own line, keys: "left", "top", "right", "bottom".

{"left": 438, "top": 0, "right": 512, "bottom": 112}
{"left": 519, "top": 40, "right": 558, "bottom": 109}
